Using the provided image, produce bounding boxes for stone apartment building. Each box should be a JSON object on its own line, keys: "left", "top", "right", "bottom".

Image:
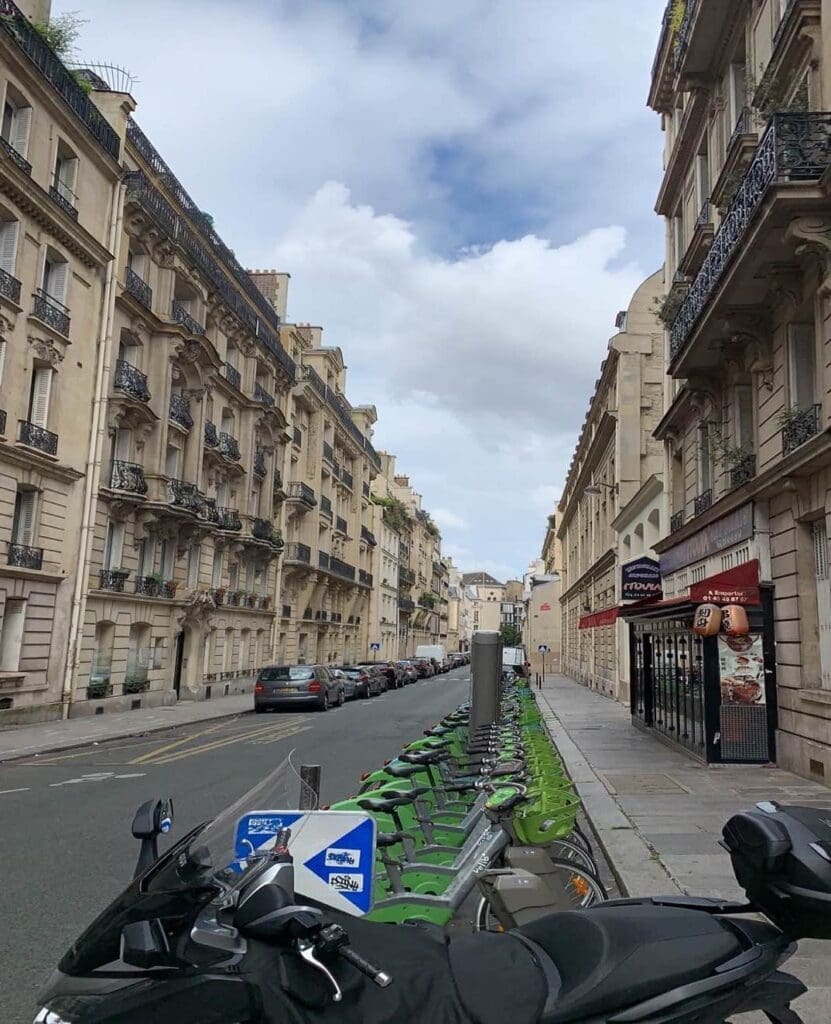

{"left": 557, "top": 270, "right": 665, "bottom": 699}
{"left": 637, "top": 0, "right": 831, "bottom": 781}
{"left": 367, "top": 452, "right": 400, "bottom": 662}
{"left": 461, "top": 572, "right": 506, "bottom": 634}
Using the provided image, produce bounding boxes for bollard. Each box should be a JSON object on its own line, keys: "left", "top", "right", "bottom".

{"left": 299, "top": 763, "right": 321, "bottom": 810}
{"left": 470, "top": 630, "right": 502, "bottom": 731}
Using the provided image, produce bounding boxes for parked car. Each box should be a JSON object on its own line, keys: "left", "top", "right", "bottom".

{"left": 396, "top": 660, "right": 419, "bottom": 684}
{"left": 335, "top": 665, "right": 376, "bottom": 699}
{"left": 358, "top": 661, "right": 398, "bottom": 690}
{"left": 411, "top": 658, "right": 434, "bottom": 678}
{"left": 450, "top": 653, "right": 465, "bottom": 669}
{"left": 355, "top": 663, "right": 389, "bottom": 693}
{"left": 254, "top": 664, "right": 344, "bottom": 712}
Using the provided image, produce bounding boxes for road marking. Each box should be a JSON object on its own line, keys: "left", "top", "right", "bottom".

{"left": 248, "top": 724, "right": 313, "bottom": 745}
{"left": 142, "top": 720, "right": 307, "bottom": 765}
{"left": 128, "top": 718, "right": 235, "bottom": 765}
{"left": 113, "top": 772, "right": 147, "bottom": 779}
{"left": 0, "top": 787, "right": 29, "bottom": 795}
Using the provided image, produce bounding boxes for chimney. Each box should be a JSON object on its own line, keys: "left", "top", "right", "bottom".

{"left": 248, "top": 269, "right": 290, "bottom": 320}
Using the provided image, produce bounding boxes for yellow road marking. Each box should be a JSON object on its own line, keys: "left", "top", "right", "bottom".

{"left": 128, "top": 718, "right": 237, "bottom": 764}
{"left": 144, "top": 721, "right": 307, "bottom": 765}
{"left": 248, "top": 725, "right": 313, "bottom": 745}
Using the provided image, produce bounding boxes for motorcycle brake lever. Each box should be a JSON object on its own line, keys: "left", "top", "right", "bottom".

{"left": 296, "top": 938, "right": 343, "bottom": 1002}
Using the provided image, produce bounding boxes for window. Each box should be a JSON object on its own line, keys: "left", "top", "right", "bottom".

{"left": 695, "top": 143, "right": 709, "bottom": 209}
{"left": 0, "top": 337, "right": 5, "bottom": 392}
{"left": 0, "top": 597, "right": 26, "bottom": 672}
{"left": 28, "top": 365, "right": 53, "bottom": 428}
{"left": 728, "top": 63, "right": 746, "bottom": 129}
{"left": 788, "top": 323, "right": 816, "bottom": 411}
{"left": 736, "top": 386, "right": 754, "bottom": 451}
{"left": 0, "top": 218, "right": 18, "bottom": 278}
{"left": 228, "top": 560, "right": 239, "bottom": 591}
{"left": 165, "top": 444, "right": 181, "bottom": 478}
{"left": 698, "top": 423, "right": 712, "bottom": 493}
{"left": 53, "top": 142, "right": 79, "bottom": 208}
{"left": 187, "top": 544, "right": 200, "bottom": 588}
{"left": 103, "top": 520, "right": 124, "bottom": 570}
{"left": 813, "top": 520, "right": 831, "bottom": 690}
{"left": 160, "top": 539, "right": 175, "bottom": 579}
{"left": 11, "top": 487, "right": 36, "bottom": 546}
{"left": 136, "top": 538, "right": 152, "bottom": 577}
{"left": 1, "top": 92, "right": 31, "bottom": 158}
{"left": 90, "top": 621, "right": 115, "bottom": 692}
{"left": 211, "top": 549, "right": 223, "bottom": 587}
{"left": 42, "top": 251, "right": 68, "bottom": 306}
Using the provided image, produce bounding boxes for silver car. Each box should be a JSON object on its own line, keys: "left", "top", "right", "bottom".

{"left": 254, "top": 664, "right": 344, "bottom": 712}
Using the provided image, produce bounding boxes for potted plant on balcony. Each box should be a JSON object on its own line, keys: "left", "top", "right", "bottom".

{"left": 162, "top": 579, "right": 178, "bottom": 599}
{"left": 261, "top": 596, "right": 272, "bottom": 609}
{"left": 123, "top": 675, "right": 150, "bottom": 695}
{"left": 87, "top": 678, "right": 111, "bottom": 700}
{"left": 212, "top": 587, "right": 226, "bottom": 606}
{"left": 246, "top": 593, "right": 257, "bottom": 608}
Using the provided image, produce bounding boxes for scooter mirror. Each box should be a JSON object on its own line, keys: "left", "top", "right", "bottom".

{"left": 131, "top": 798, "right": 174, "bottom": 879}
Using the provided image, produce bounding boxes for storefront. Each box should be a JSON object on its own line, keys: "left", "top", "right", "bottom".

{"left": 623, "top": 560, "right": 778, "bottom": 765}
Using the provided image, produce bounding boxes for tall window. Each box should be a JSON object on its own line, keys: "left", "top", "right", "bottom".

{"left": 0, "top": 217, "right": 18, "bottom": 278}
{"left": 11, "top": 487, "right": 36, "bottom": 547}
{"left": 0, "top": 597, "right": 26, "bottom": 672}
{"left": 728, "top": 62, "right": 746, "bottom": 131}
{"left": 103, "top": 520, "right": 124, "bottom": 570}
{"left": 812, "top": 520, "right": 831, "bottom": 690}
{"left": 159, "top": 539, "right": 174, "bottom": 579}
{"left": 28, "top": 365, "right": 53, "bottom": 428}
{"left": 42, "top": 250, "right": 69, "bottom": 306}
{"left": 1, "top": 91, "right": 31, "bottom": 158}
{"left": 211, "top": 549, "right": 223, "bottom": 587}
{"left": 735, "top": 386, "right": 754, "bottom": 452}
{"left": 788, "top": 323, "right": 816, "bottom": 411}
{"left": 53, "top": 142, "right": 79, "bottom": 207}
{"left": 698, "top": 423, "right": 712, "bottom": 494}
{"left": 187, "top": 544, "right": 200, "bottom": 588}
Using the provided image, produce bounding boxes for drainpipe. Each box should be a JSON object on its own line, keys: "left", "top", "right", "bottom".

{"left": 60, "top": 175, "right": 126, "bottom": 719}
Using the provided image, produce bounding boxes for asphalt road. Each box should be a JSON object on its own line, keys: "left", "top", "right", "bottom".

{"left": 0, "top": 668, "right": 470, "bottom": 1024}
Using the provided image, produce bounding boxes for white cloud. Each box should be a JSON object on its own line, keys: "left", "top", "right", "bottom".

{"left": 431, "top": 508, "right": 469, "bottom": 532}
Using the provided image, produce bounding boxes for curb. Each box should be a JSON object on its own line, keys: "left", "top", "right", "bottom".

{"left": 534, "top": 688, "right": 683, "bottom": 899}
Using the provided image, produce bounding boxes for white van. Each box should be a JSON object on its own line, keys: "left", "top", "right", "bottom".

{"left": 414, "top": 644, "right": 448, "bottom": 672}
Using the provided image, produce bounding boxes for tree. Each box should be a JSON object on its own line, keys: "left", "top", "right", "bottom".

{"left": 500, "top": 624, "right": 522, "bottom": 647}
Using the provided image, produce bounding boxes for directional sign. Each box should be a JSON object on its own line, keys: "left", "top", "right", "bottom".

{"left": 369, "top": 642, "right": 381, "bottom": 651}
{"left": 538, "top": 644, "right": 550, "bottom": 654}
{"left": 234, "top": 809, "right": 376, "bottom": 915}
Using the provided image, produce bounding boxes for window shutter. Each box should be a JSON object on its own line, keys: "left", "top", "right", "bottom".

{"left": 29, "top": 366, "right": 53, "bottom": 427}
{"left": 15, "top": 490, "right": 36, "bottom": 545}
{"left": 11, "top": 105, "right": 31, "bottom": 157}
{"left": 0, "top": 220, "right": 18, "bottom": 276}
{"left": 57, "top": 156, "right": 78, "bottom": 195}
{"left": 814, "top": 521, "right": 829, "bottom": 581}
{"left": 46, "top": 260, "right": 68, "bottom": 304}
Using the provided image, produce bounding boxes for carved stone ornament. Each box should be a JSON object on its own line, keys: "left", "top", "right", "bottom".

{"left": 177, "top": 588, "right": 217, "bottom": 628}
{"left": 761, "top": 263, "right": 804, "bottom": 313}
{"left": 785, "top": 216, "right": 831, "bottom": 294}
{"left": 28, "top": 334, "right": 65, "bottom": 366}
{"left": 172, "top": 339, "right": 202, "bottom": 365}
{"left": 0, "top": 311, "right": 16, "bottom": 335}
{"left": 238, "top": 336, "right": 257, "bottom": 358}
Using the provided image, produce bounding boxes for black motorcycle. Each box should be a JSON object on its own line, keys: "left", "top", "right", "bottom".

{"left": 35, "top": 759, "right": 831, "bottom": 1023}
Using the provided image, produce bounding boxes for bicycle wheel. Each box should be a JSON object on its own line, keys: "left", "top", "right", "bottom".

{"left": 475, "top": 895, "right": 507, "bottom": 933}
{"left": 544, "top": 858, "right": 607, "bottom": 909}
{"left": 545, "top": 838, "right": 598, "bottom": 874}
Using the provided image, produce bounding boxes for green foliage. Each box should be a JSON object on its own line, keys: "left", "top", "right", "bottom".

{"left": 500, "top": 623, "right": 523, "bottom": 647}
{"left": 705, "top": 424, "right": 750, "bottom": 469}
{"left": 669, "top": 0, "right": 686, "bottom": 34}
{"left": 32, "top": 11, "right": 86, "bottom": 59}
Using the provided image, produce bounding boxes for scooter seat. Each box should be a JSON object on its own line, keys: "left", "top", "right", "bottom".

{"left": 518, "top": 904, "right": 751, "bottom": 1023}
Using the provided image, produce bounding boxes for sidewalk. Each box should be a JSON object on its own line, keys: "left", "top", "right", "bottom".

{"left": 0, "top": 692, "right": 254, "bottom": 762}
{"left": 536, "top": 673, "right": 831, "bottom": 1023}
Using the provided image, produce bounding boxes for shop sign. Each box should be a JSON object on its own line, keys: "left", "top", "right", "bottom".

{"left": 579, "top": 606, "right": 620, "bottom": 630}
{"left": 689, "top": 560, "right": 760, "bottom": 606}
{"left": 621, "top": 557, "right": 662, "bottom": 601}
{"left": 660, "top": 504, "right": 753, "bottom": 576}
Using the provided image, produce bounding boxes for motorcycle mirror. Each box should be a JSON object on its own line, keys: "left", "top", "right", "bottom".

{"left": 131, "top": 797, "right": 174, "bottom": 879}
{"left": 121, "top": 919, "right": 176, "bottom": 969}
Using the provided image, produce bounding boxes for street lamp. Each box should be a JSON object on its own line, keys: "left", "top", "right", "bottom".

{"left": 583, "top": 482, "right": 617, "bottom": 497}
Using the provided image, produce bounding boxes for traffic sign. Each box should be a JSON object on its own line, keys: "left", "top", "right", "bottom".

{"left": 538, "top": 644, "right": 550, "bottom": 654}
{"left": 234, "top": 810, "right": 376, "bottom": 915}
{"left": 369, "top": 642, "right": 381, "bottom": 651}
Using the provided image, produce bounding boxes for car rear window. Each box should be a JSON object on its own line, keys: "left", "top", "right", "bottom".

{"left": 259, "top": 666, "right": 314, "bottom": 681}
{"left": 343, "top": 669, "right": 362, "bottom": 678}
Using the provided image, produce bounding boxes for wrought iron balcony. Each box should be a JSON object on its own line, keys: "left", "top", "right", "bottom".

{"left": 332, "top": 557, "right": 357, "bottom": 582}
{"left": 320, "top": 494, "right": 332, "bottom": 516}
{"left": 18, "top": 420, "right": 58, "bottom": 456}
{"left": 114, "top": 358, "right": 150, "bottom": 402}
{"left": 49, "top": 174, "right": 78, "bottom": 220}
{"left": 782, "top": 404, "right": 821, "bottom": 455}
{"left": 167, "top": 478, "right": 203, "bottom": 514}
{"left": 287, "top": 481, "right": 316, "bottom": 506}
{"left": 335, "top": 515, "right": 348, "bottom": 535}
{"left": 169, "top": 393, "right": 193, "bottom": 430}
{"left": 398, "top": 597, "right": 415, "bottom": 613}
{"left": 32, "top": 289, "right": 70, "bottom": 336}
{"left": 211, "top": 587, "right": 225, "bottom": 606}
{"left": 361, "top": 525, "right": 376, "bottom": 546}
{"left": 252, "top": 517, "right": 275, "bottom": 541}
{"left": 124, "top": 267, "right": 152, "bottom": 309}
{"left": 293, "top": 426, "right": 302, "bottom": 446}
{"left": 341, "top": 468, "right": 353, "bottom": 489}
{"left": 99, "top": 568, "right": 129, "bottom": 592}
{"left": 8, "top": 542, "right": 43, "bottom": 569}
{"left": 0, "top": 132, "right": 31, "bottom": 174}
{"left": 171, "top": 300, "right": 205, "bottom": 337}
{"left": 216, "top": 506, "right": 242, "bottom": 531}
{"left": 204, "top": 420, "right": 219, "bottom": 447}
{"left": 254, "top": 381, "right": 275, "bottom": 407}
{"left": 273, "top": 470, "right": 284, "bottom": 495}
{"left": 730, "top": 453, "right": 757, "bottom": 488}
{"left": 319, "top": 550, "right": 331, "bottom": 570}
{"left": 202, "top": 497, "right": 220, "bottom": 524}
{"left": 218, "top": 432, "right": 240, "bottom": 461}
{"left": 134, "top": 575, "right": 162, "bottom": 597}
{"left": 670, "top": 510, "right": 685, "bottom": 534}
{"left": 358, "top": 569, "right": 373, "bottom": 587}
{"left": 362, "top": 481, "right": 370, "bottom": 498}
{"left": 0, "top": 409, "right": 5, "bottom": 435}
{"left": 332, "top": 458, "right": 340, "bottom": 477}
{"left": 694, "top": 489, "right": 712, "bottom": 516}
{"left": 322, "top": 440, "right": 334, "bottom": 463}
{"left": 110, "top": 459, "right": 148, "bottom": 495}
{"left": 0, "top": 265, "right": 21, "bottom": 304}
{"left": 671, "top": 113, "right": 831, "bottom": 361}
{"left": 285, "top": 542, "right": 312, "bottom": 564}
{"left": 254, "top": 449, "right": 267, "bottom": 477}
{"left": 224, "top": 362, "right": 241, "bottom": 390}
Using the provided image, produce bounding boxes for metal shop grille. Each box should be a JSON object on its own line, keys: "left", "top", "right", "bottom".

{"left": 720, "top": 705, "right": 769, "bottom": 761}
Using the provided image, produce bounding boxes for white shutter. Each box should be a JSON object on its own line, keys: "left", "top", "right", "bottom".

{"left": 57, "top": 156, "right": 78, "bottom": 196}
{"left": 0, "top": 340, "right": 5, "bottom": 388}
{"left": 11, "top": 105, "right": 31, "bottom": 158}
{"left": 15, "top": 489, "right": 36, "bottom": 545}
{"left": 813, "top": 520, "right": 831, "bottom": 689}
{"left": 0, "top": 220, "right": 18, "bottom": 276}
{"left": 29, "top": 366, "right": 53, "bottom": 427}
{"left": 45, "top": 260, "right": 68, "bottom": 305}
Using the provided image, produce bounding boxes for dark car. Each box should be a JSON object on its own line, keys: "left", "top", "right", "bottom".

{"left": 450, "top": 653, "right": 465, "bottom": 669}
{"left": 254, "top": 664, "right": 344, "bottom": 712}
{"left": 397, "top": 660, "right": 419, "bottom": 684}
{"left": 337, "top": 666, "right": 380, "bottom": 699}
{"left": 357, "top": 661, "right": 397, "bottom": 691}
{"left": 411, "top": 658, "right": 434, "bottom": 678}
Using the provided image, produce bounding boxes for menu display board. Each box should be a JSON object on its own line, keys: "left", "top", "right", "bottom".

{"left": 718, "top": 634, "right": 766, "bottom": 706}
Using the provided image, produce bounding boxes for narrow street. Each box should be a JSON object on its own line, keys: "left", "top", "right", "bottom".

{"left": 0, "top": 669, "right": 470, "bottom": 1024}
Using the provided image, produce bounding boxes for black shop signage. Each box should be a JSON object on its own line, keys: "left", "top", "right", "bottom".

{"left": 621, "top": 557, "right": 662, "bottom": 602}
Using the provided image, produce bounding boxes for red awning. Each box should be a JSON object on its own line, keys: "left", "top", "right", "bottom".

{"left": 689, "top": 560, "right": 760, "bottom": 605}
{"left": 579, "top": 606, "right": 620, "bottom": 629}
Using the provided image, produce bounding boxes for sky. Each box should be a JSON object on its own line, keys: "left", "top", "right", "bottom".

{"left": 56, "top": 0, "right": 668, "bottom": 582}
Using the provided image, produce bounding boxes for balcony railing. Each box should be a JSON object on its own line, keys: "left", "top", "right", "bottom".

{"left": 362, "top": 481, "right": 370, "bottom": 498}
{"left": 134, "top": 576, "right": 167, "bottom": 598}
{"left": 782, "top": 404, "right": 821, "bottom": 455}
{"left": 252, "top": 517, "right": 275, "bottom": 541}
{"left": 293, "top": 426, "right": 302, "bottom": 446}
{"left": 0, "top": 132, "right": 31, "bottom": 173}
{"left": 124, "top": 266, "right": 152, "bottom": 308}
{"left": 320, "top": 494, "right": 332, "bottom": 516}
{"left": 694, "top": 489, "right": 712, "bottom": 516}
{"left": 8, "top": 542, "right": 43, "bottom": 569}
{"left": 730, "top": 452, "right": 757, "bottom": 487}
{"left": 332, "top": 458, "right": 340, "bottom": 477}
{"left": 319, "top": 550, "right": 331, "bottom": 571}
{"left": 287, "top": 481, "right": 316, "bottom": 506}
{"left": 670, "top": 510, "right": 685, "bottom": 533}
{"left": 204, "top": 420, "right": 219, "bottom": 448}
{"left": 218, "top": 432, "right": 240, "bottom": 461}
{"left": 335, "top": 515, "right": 348, "bottom": 535}
{"left": 285, "top": 542, "right": 311, "bottom": 564}
{"left": 358, "top": 569, "right": 372, "bottom": 587}
{"left": 114, "top": 358, "right": 150, "bottom": 402}
{"left": 99, "top": 568, "right": 129, "bottom": 592}
{"left": 254, "top": 449, "right": 267, "bottom": 477}
{"left": 216, "top": 506, "right": 242, "bottom": 531}
{"left": 49, "top": 173, "right": 78, "bottom": 220}
{"left": 671, "top": 113, "right": 831, "bottom": 361}
{"left": 332, "top": 557, "right": 357, "bottom": 582}
{"left": 322, "top": 440, "right": 334, "bottom": 463}
{"left": 171, "top": 300, "right": 205, "bottom": 336}
{"left": 341, "top": 468, "right": 353, "bottom": 489}
{"left": 398, "top": 597, "right": 415, "bottom": 613}
{"left": 224, "top": 362, "right": 242, "bottom": 390}
{"left": 110, "top": 459, "right": 148, "bottom": 495}
{"left": 18, "top": 420, "right": 58, "bottom": 456}
{"left": 168, "top": 478, "right": 203, "bottom": 514}
{"left": 254, "top": 381, "right": 275, "bottom": 407}
{"left": 169, "top": 393, "right": 193, "bottom": 430}
{"left": 361, "top": 526, "right": 376, "bottom": 546}
{"left": 32, "top": 289, "right": 70, "bottom": 336}
{"left": 399, "top": 567, "right": 415, "bottom": 586}
{"left": 0, "top": 265, "right": 21, "bottom": 304}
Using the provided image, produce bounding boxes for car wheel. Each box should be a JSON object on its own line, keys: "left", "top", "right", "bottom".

{"left": 255, "top": 705, "right": 266, "bottom": 714}
{"left": 338, "top": 687, "right": 345, "bottom": 707}
{"left": 320, "top": 691, "right": 329, "bottom": 712}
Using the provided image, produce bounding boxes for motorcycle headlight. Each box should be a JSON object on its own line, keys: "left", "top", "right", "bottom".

{"left": 34, "top": 1009, "right": 73, "bottom": 1024}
